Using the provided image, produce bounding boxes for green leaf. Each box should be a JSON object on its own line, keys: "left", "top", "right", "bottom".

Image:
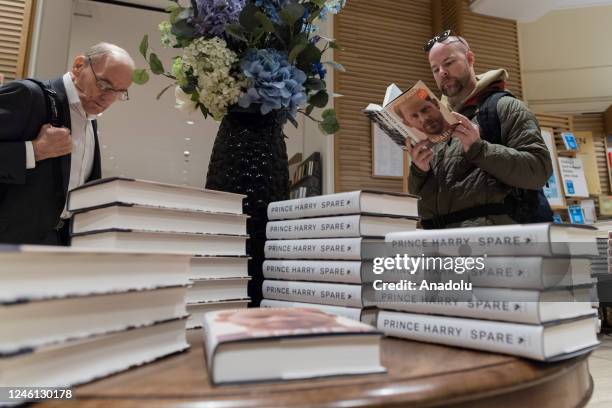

{"left": 323, "top": 61, "right": 346, "bottom": 72}
{"left": 328, "top": 41, "right": 343, "bottom": 50}
{"left": 297, "top": 43, "right": 323, "bottom": 71}
{"left": 288, "top": 41, "right": 307, "bottom": 63}
{"left": 239, "top": 3, "right": 261, "bottom": 31}
{"left": 305, "top": 104, "right": 315, "bottom": 116}
{"left": 255, "top": 11, "right": 275, "bottom": 33}
{"left": 172, "top": 18, "right": 198, "bottom": 39}
{"left": 309, "top": 90, "right": 329, "bottom": 108}
{"left": 165, "top": 2, "right": 179, "bottom": 12}
{"left": 169, "top": 6, "right": 184, "bottom": 24}
{"left": 319, "top": 109, "right": 339, "bottom": 134}
{"left": 287, "top": 115, "right": 298, "bottom": 128}
{"left": 311, "top": 0, "right": 326, "bottom": 7}
{"left": 149, "top": 53, "right": 165, "bottom": 75}
{"left": 132, "top": 69, "right": 149, "bottom": 85}
{"left": 304, "top": 78, "right": 325, "bottom": 91}
{"left": 279, "top": 2, "right": 305, "bottom": 26}
{"left": 139, "top": 35, "right": 148, "bottom": 59}
{"left": 156, "top": 84, "right": 173, "bottom": 100}
{"left": 225, "top": 24, "right": 248, "bottom": 42}
{"left": 199, "top": 103, "right": 209, "bottom": 119}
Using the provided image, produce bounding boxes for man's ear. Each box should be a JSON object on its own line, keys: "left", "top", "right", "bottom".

{"left": 466, "top": 49, "right": 475, "bottom": 67}
{"left": 72, "top": 55, "right": 87, "bottom": 77}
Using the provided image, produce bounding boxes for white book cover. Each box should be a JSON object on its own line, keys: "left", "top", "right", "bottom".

{"left": 264, "top": 238, "right": 384, "bottom": 260}
{"left": 72, "top": 203, "right": 248, "bottom": 236}
{"left": 0, "top": 319, "right": 189, "bottom": 393}
{"left": 386, "top": 223, "right": 598, "bottom": 256}
{"left": 68, "top": 177, "right": 245, "bottom": 214}
{"left": 263, "top": 260, "right": 365, "bottom": 284}
{"left": 1, "top": 287, "right": 188, "bottom": 354}
{"left": 267, "top": 190, "right": 418, "bottom": 220}
{"left": 378, "top": 287, "right": 594, "bottom": 324}
{"left": 266, "top": 215, "right": 417, "bottom": 239}
{"left": 0, "top": 246, "right": 191, "bottom": 303}
{"left": 378, "top": 311, "right": 599, "bottom": 361}
{"left": 262, "top": 280, "right": 364, "bottom": 308}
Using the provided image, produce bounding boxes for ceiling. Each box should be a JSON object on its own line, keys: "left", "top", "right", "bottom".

{"left": 470, "top": 0, "right": 612, "bottom": 22}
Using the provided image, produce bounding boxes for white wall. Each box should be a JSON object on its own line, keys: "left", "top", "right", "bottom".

{"left": 519, "top": 5, "right": 612, "bottom": 113}
{"left": 302, "top": 16, "right": 335, "bottom": 194}
{"left": 31, "top": 0, "right": 305, "bottom": 187}
{"left": 28, "top": 0, "right": 74, "bottom": 79}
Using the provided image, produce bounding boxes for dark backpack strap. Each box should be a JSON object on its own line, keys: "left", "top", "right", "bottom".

{"left": 26, "top": 78, "right": 62, "bottom": 127}
{"left": 476, "top": 90, "right": 513, "bottom": 145}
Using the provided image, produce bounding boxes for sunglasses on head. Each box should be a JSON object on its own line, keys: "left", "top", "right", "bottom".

{"left": 423, "top": 30, "right": 467, "bottom": 52}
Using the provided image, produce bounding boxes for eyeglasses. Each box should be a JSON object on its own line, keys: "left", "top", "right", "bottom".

{"left": 423, "top": 30, "right": 468, "bottom": 52}
{"left": 87, "top": 56, "right": 129, "bottom": 101}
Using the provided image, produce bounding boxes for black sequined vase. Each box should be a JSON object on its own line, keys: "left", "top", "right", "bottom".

{"left": 205, "top": 110, "right": 289, "bottom": 306}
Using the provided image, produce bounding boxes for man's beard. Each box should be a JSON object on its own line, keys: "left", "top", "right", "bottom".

{"left": 423, "top": 119, "right": 444, "bottom": 135}
{"left": 440, "top": 64, "right": 471, "bottom": 97}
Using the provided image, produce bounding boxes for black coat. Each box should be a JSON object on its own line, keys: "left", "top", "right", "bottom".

{"left": 0, "top": 77, "right": 101, "bottom": 244}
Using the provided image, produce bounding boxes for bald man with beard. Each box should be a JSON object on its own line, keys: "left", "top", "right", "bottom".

{"left": 406, "top": 32, "right": 552, "bottom": 229}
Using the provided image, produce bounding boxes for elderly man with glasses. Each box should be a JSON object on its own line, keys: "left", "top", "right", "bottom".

{"left": 0, "top": 42, "right": 135, "bottom": 245}
{"left": 406, "top": 31, "right": 553, "bottom": 229}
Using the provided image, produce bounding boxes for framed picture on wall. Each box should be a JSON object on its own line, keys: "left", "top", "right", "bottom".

{"left": 371, "top": 123, "right": 404, "bottom": 178}
{"left": 540, "top": 127, "right": 566, "bottom": 209}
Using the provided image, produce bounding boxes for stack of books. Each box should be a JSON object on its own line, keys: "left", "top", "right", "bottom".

{"left": 67, "top": 178, "right": 250, "bottom": 329}
{"left": 0, "top": 246, "right": 192, "bottom": 397}
{"left": 260, "top": 190, "right": 419, "bottom": 323}
{"left": 375, "top": 223, "right": 601, "bottom": 361}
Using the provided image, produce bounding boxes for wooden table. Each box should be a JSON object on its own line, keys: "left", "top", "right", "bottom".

{"left": 40, "top": 331, "right": 593, "bottom": 408}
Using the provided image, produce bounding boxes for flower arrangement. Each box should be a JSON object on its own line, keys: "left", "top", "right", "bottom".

{"left": 135, "top": 0, "right": 347, "bottom": 134}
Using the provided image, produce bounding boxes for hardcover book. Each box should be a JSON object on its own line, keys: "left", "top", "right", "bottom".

{"left": 378, "top": 310, "right": 599, "bottom": 361}
{"left": 363, "top": 81, "right": 459, "bottom": 146}
{"left": 202, "top": 308, "right": 384, "bottom": 384}
{"left": 267, "top": 190, "right": 419, "bottom": 220}
{"left": 68, "top": 177, "right": 245, "bottom": 214}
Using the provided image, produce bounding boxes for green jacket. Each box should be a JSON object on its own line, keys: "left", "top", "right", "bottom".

{"left": 408, "top": 69, "right": 553, "bottom": 228}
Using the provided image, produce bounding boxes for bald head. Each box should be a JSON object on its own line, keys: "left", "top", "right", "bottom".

{"left": 427, "top": 36, "right": 477, "bottom": 107}
{"left": 70, "top": 43, "right": 135, "bottom": 115}
{"left": 85, "top": 42, "right": 136, "bottom": 69}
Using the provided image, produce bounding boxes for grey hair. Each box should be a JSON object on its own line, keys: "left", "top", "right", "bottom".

{"left": 84, "top": 42, "right": 135, "bottom": 68}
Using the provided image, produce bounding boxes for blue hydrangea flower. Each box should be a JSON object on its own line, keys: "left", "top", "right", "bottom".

{"left": 255, "top": 0, "right": 291, "bottom": 24}
{"left": 238, "top": 48, "right": 307, "bottom": 117}
{"left": 192, "top": 0, "right": 246, "bottom": 37}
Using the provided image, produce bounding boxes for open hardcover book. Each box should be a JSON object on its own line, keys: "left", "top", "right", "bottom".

{"left": 363, "top": 81, "right": 458, "bottom": 146}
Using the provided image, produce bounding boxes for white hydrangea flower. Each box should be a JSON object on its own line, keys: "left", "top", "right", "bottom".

{"left": 177, "top": 37, "right": 243, "bottom": 119}
{"left": 159, "top": 21, "right": 177, "bottom": 48}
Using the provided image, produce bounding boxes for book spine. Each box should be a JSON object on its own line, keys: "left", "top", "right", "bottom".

{"left": 262, "top": 260, "right": 363, "bottom": 284}
{"left": 386, "top": 225, "right": 550, "bottom": 256}
{"left": 377, "top": 310, "right": 545, "bottom": 360}
{"left": 468, "top": 257, "right": 545, "bottom": 289}
{"left": 260, "top": 299, "right": 363, "bottom": 321}
{"left": 266, "top": 215, "right": 362, "bottom": 239}
{"left": 264, "top": 238, "right": 363, "bottom": 260}
{"left": 262, "top": 280, "right": 363, "bottom": 308}
{"left": 268, "top": 191, "right": 362, "bottom": 220}
{"left": 379, "top": 299, "right": 543, "bottom": 324}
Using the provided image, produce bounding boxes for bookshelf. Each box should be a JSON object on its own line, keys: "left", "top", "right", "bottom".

{"left": 289, "top": 152, "right": 322, "bottom": 199}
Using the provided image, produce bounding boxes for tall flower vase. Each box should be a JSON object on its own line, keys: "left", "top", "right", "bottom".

{"left": 205, "top": 110, "right": 289, "bottom": 306}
